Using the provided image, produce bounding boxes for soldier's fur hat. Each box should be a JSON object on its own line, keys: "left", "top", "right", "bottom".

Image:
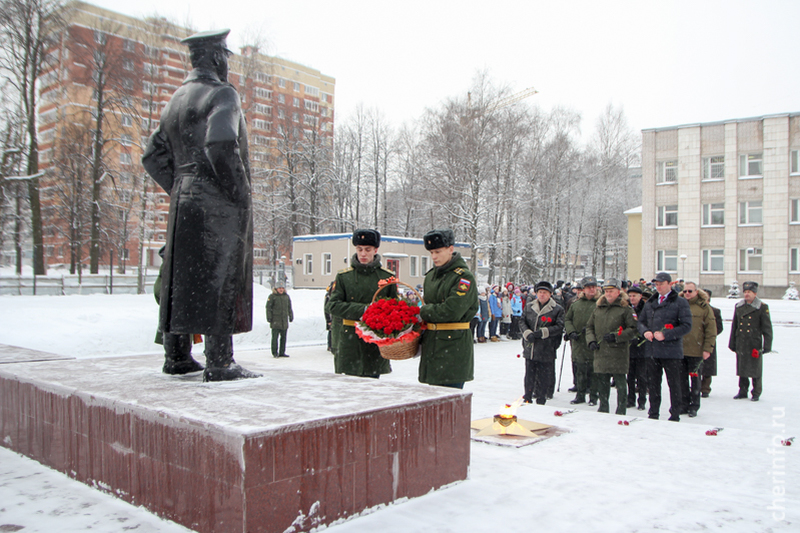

{"left": 743, "top": 281, "right": 759, "bottom": 293}
{"left": 423, "top": 229, "right": 455, "bottom": 250}
{"left": 352, "top": 229, "right": 380, "bottom": 247}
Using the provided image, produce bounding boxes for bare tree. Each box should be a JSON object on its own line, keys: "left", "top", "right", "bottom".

{"left": 0, "top": 0, "right": 65, "bottom": 274}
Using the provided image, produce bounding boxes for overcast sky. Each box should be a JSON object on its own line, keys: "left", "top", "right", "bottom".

{"left": 93, "top": 0, "right": 800, "bottom": 142}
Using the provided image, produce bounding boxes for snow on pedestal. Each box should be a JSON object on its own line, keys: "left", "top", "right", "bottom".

{"left": 0, "top": 352, "right": 470, "bottom": 533}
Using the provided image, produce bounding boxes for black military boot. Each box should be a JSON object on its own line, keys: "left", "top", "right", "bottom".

{"left": 570, "top": 394, "right": 585, "bottom": 405}
{"left": 203, "top": 335, "right": 262, "bottom": 382}
{"left": 162, "top": 333, "right": 204, "bottom": 375}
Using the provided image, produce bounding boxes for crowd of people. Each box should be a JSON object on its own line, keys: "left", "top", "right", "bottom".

{"left": 468, "top": 273, "right": 772, "bottom": 421}
{"left": 275, "top": 230, "right": 774, "bottom": 422}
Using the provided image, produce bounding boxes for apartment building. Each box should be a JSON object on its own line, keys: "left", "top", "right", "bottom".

{"left": 640, "top": 112, "right": 800, "bottom": 298}
{"left": 38, "top": 1, "right": 335, "bottom": 271}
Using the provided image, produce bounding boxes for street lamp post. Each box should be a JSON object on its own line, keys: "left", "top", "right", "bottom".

{"left": 680, "top": 254, "right": 688, "bottom": 281}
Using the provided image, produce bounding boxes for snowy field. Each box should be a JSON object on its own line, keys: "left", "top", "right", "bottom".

{"left": 0, "top": 288, "right": 797, "bottom": 532}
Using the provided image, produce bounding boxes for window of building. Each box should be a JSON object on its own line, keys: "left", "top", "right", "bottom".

{"left": 255, "top": 72, "right": 271, "bottom": 84}
{"left": 702, "top": 249, "right": 724, "bottom": 272}
{"left": 293, "top": 97, "right": 300, "bottom": 107}
{"left": 123, "top": 39, "right": 135, "bottom": 53}
{"left": 739, "top": 200, "right": 762, "bottom": 225}
{"left": 123, "top": 58, "right": 134, "bottom": 71}
{"left": 739, "top": 153, "right": 763, "bottom": 178}
{"left": 656, "top": 250, "right": 678, "bottom": 272}
{"left": 120, "top": 133, "right": 132, "bottom": 146}
{"left": 702, "top": 156, "right": 725, "bottom": 181}
{"left": 120, "top": 152, "right": 131, "bottom": 165}
{"left": 278, "top": 78, "right": 286, "bottom": 88}
{"left": 702, "top": 202, "right": 724, "bottom": 227}
{"left": 278, "top": 93, "right": 285, "bottom": 104}
{"left": 157, "top": 233, "right": 165, "bottom": 241}
{"left": 322, "top": 253, "right": 332, "bottom": 275}
{"left": 791, "top": 248, "right": 800, "bottom": 273}
{"left": 293, "top": 81, "right": 300, "bottom": 91}
{"left": 253, "top": 119, "right": 269, "bottom": 131}
{"left": 93, "top": 30, "right": 106, "bottom": 44}
{"left": 656, "top": 205, "right": 678, "bottom": 228}
{"left": 739, "top": 248, "right": 762, "bottom": 272}
{"left": 305, "top": 85, "right": 319, "bottom": 97}
{"left": 121, "top": 115, "right": 132, "bottom": 127}
{"left": 256, "top": 103, "right": 272, "bottom": 115}
{"left": 304, "top": 253, "right": 313, "bottom": 275}
{"left": 791, "top": 149, "right": 800, "bottom": 175}
{"left": 277, "top": 109, "right": 285, "bottom": 119}
{"left": 410, "top": 256, "right": 418, "bottom": 277}
{"left": 122, "top": 78, "right": 133, "bottom": 91}
{"left": 142, "top": 81, "right": 153, "bottom": 94}
{"left": 292, "top": 112, "right": 299, "bottom": 123}
{"left": 792, "top": 199, "right": 800, "bottom": 224}
{"left": 255, "top": 88, "right": 272, "bottom": 99}
{"left": 421, "top": 256, "right": 429, "bottom": 273}
{"left": 657, "top": 160, "right": 678, "bottom": 184}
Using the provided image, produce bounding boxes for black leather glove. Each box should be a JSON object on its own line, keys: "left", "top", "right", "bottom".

{"left": 565, "top": 331, "right": 579, "bottom": 342}
{"left": 532, "top": 329, "right": 543, "bottom": 339}
{"left": 588, "top": 341, "right": 599, "bottom": 351}
{"left": 603, "top": 332, "right": 617, "bottom": 343}
{"left": 523, "top": 329, "right": 535, "bottom": 342}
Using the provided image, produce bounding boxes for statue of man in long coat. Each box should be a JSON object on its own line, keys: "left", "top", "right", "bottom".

{"left": 142, "top": 29, "right": 260, "bottom": 382}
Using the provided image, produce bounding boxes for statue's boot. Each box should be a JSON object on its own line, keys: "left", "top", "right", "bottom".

{"left": 203, "top": 334, "right": 262, "bottom": 382}
{"left": 162, "top": 333, "right": 204, "bottom": 375}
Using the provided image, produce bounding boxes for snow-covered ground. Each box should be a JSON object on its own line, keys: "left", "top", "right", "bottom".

{"left": 0, "top": 289, "right": 797, "bottom": 532}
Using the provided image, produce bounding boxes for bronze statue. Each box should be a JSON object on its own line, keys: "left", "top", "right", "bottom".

{"left": 142, "top": 29, "right": 260, "bottom": 382}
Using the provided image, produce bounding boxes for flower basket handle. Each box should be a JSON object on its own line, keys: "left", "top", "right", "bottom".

{"left": 371, "top": 276, "right": 425, "bottom": 305}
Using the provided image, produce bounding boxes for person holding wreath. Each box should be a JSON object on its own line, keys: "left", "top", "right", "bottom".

{"left": 418, "top": 229, "right": 479, "bottom": 389}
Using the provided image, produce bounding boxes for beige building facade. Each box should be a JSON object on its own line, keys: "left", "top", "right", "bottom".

{"left": 292, "top": 234, "right": 472, "bottom": 290}
{"left": 642, "top": 112, "right": 800, "bottom": 298}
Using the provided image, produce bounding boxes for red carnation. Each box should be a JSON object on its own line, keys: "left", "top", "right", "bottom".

{"left": 752, "top": 349, "right": 760, "bottom": 358}
{"left": 664, "top": 324, "right": 674, "bottom": 330}
{"left": 618, "top": 326, "right": 623, "bottom": 336}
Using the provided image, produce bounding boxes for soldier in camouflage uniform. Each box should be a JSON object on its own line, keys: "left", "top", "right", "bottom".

{"left": 418, "top": 229, "right": 479, "bottom": 389}
{"left": 325, "top": 229, "right": 397, "bottom": 378}
{"left": 565, "top": 276, "right": 601, "bottom": 405}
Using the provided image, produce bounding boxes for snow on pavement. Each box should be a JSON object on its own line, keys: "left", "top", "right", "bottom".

{"left": 0, "top": 290, "right": 797, "bottom": 532}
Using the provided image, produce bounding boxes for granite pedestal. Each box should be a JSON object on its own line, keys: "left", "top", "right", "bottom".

{"left": 0, "top": 352, "right": 471, "bottom": 532}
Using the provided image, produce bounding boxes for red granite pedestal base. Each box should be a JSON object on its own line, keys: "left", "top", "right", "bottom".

{"left": 0, "top": 353, "right": 471, "bottom": 533}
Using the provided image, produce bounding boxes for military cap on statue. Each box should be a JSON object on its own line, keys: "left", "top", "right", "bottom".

{"left": 352, "top": 229, "right": 380, "bottom": 247}
{"left": 742, "top": 281, "right": 759, "bottom": 293}
{"left": 181, "top": 28, "right": 232, "bottom": 53}
{"left": 423, "top": 229, "right": 455, "bottom": 250}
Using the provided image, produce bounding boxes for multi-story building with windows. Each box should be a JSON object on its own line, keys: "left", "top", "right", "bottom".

{"left": 640, "top": 112, "right": 800, "bottom": 298}
{"left": 38, "top": 1, "right": 335, "bottom": 272}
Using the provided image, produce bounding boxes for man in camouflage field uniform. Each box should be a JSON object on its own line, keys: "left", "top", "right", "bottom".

{"left": 418, "top": 229, "right": 479, "bottom": 389}
{"left": 325, "top": 229, "right": 397, "bottom": 378}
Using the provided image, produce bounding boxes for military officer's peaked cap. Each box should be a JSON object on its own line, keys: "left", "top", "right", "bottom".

{"left": 743, "top": 281, "right": 759, "bottom": 293}
{"left": 181, "top": 29, "right": 232, "bottom": 53}
{"left": 352, "top": 229, "right": 380, "bottom": 247}
{"left": 423, "top": 229, "right": 455, "bottom": 250}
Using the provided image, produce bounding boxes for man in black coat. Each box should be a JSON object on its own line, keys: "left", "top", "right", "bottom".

{"left": 521, "top": 281, "right": 565, "bottom": 404}
{"left": 638, "top": 272, "right": 692, "bottom": 421}
{"left": 729, "top": 281, "right": 773, "bottom": 401}
{"left": 142, "top": 29, "right": 260, "bottom": 382}
{"left": 701, "top": 289, "right": 724, "bottom": 398}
